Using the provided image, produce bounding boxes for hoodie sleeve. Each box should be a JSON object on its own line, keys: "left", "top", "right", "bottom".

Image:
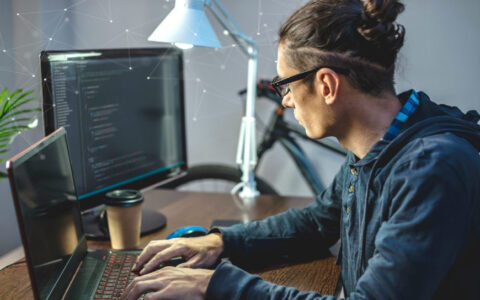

{"left": 206, "top": 261, "right": 338, "bottom": 300}
{"left": 212, "top": 157, "right": 347, "bottom": 264}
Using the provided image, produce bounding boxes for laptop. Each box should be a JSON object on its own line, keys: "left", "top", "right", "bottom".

{"left": 7, "top": 127, "right": 141, "bottom": 300}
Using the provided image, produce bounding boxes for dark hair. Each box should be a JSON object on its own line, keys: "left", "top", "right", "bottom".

{"left": 279, "top": 0, "right": 405, "bottom": 95}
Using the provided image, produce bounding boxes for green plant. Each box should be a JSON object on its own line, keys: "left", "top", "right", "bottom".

{"left": 0, "top": 88, "right": 41, "bottom": 178}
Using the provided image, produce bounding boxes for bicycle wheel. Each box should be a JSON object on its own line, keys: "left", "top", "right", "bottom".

{"left": 162, "top": 164, "right": 278, "bottom": 195}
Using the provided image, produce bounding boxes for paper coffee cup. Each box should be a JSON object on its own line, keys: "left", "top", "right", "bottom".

{"left": 104, "top": 189, "right": 143, "bottom": 249}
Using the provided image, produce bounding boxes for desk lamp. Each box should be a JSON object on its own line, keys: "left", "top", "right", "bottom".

{"left": 149, "top": 0, "right": 259, "bottom": 198}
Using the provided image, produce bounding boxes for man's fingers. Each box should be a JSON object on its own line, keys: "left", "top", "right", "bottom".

{"left": 140, "top": 247, "right": 187, "bottom": 275}
{"left": 121, "top": 277, "right": 163, "bottom": 300}
{"left": 122, "top": 269, "right": 172, "bottom": 299}
{"left": 144, "top": 284, "right": 178, "bottom": 300}
{"left": 133, "top": 241, "right": 169, "bottom": 271}
{"left": 177, "top": 255, "right": 200, "bottom": 268}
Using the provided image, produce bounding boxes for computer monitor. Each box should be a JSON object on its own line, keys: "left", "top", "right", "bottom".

{"left": 40, "top": 47, "right": 187, "bottom": 239}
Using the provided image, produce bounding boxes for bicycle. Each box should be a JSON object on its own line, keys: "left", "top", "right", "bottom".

{"left": 162, "top": 79, "right": 347, "bottom": 196}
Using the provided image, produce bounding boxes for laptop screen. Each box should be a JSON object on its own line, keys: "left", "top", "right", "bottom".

{"left": 7, "top": 128, "right": 84, "bottom": 299}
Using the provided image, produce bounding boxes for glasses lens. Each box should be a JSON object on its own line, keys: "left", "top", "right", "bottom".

{"left": 279, "top": 84, "right": 289, "bottom": 97}
{"left": 273, "top": 83, "right": 288, "bottom": 98}
{"left": 272, "top": 77, "right": 291, "bottom": 98}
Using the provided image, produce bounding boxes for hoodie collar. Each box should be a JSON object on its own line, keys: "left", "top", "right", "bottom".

{"left": 351, "top": 90, "right": 418, "bottom": 167}
{"left": 351, "top": 90, "right": 480, "bottom": 167}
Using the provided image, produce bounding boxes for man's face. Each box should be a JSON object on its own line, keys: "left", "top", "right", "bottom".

{"left": 276, "top": 45, "right": 333, "bottom": 139}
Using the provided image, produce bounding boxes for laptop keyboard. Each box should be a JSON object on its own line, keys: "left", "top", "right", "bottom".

{"left": 94, "top": 253, "right": 138, "bottom": 300}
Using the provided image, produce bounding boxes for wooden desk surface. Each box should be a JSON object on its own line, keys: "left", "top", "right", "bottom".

{"left": 0, "top": 189, "right": 340, "bottom": 299}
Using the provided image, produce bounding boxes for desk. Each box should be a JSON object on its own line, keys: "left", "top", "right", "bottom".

{"left": 0, "top": 189, "right": 340, "bottom": 299}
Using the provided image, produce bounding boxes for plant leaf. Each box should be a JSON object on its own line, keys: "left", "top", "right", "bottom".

{"left": 0, "top": 108, "right": 40, "bottom": 124}
{"left": 1, "top": 125, "right": 30, "bottom": 132}
{"left": 6, "top": 90, "right": 34, "bottom": 112}
{"left": 0, "top": 117, "right": 31, "bottom": 129}
{"left": 0, "top": 126, "right": 31, "bottom": 138}
{"left": 0, "top": 95, "right": 11, "bottom": 117}
{"left": 1, "top": 89, "right": 22, "bottom": 115}
{"left": 0, "top": 88, "right": 40, "bottom": 167}
{"left": 7, "top": 97, "right": 37, "bottom": 114}
{"left": 6, "top": 89, "right": 22, "bottom": 101}
{"left": 0, "top": 88, "right": 8, "bottom": 104}
{"left": 8, "top": 94, "right": 35, "bottom": 112}
{"left": 0, "top": 156, "right": 11, "bottom": 163}
{"left": 0, "top": 132, "right": 18, "bottom": 138}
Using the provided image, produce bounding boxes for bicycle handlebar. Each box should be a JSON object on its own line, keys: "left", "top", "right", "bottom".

{"left": 238, "top": 79, "right": 283, "bottom": 105}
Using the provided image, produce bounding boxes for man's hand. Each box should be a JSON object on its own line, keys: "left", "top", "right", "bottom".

{"left": 121, "top": 267, "right": 214, "bottom": 300}
{"left": 132, "top": 233, "right": 223, "bottom": 275}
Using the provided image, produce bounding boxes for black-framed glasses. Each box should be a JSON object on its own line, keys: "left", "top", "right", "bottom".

{"left": 271, "top": 66, "right": 350, "bottom": 99}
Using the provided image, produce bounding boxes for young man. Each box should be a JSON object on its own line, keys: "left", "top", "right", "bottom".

{"left": 122, "top": 1, "right": 480, "bottom": 299}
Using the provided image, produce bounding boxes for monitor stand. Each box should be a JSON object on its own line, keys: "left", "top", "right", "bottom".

{"left": 81, "top": 205, "right": 166, "bottom": 240}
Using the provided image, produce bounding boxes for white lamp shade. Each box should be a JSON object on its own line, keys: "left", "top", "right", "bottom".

{"left": 148, "top": 0, "right": 221, "bottom": 48}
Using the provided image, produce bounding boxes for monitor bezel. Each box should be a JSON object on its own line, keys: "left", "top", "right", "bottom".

{"left": 40, "top": 47, "right": 188, "bottom": 211}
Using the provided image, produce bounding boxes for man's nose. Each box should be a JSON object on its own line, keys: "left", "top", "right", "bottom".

{"left": 282, "top": 93, "right": 295, "bottom": 108}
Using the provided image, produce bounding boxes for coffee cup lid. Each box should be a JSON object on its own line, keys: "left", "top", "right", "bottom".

{"left": 104, "top": 189, "right": 144, "bottom": 207}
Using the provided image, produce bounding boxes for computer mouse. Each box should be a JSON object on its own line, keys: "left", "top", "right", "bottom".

{"left": 166, "top": 225, "right": 208, "bottom": 239}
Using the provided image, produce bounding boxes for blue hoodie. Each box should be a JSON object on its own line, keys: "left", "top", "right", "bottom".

{"left": 206, "top": 90, "right": 480, "bottom": 300}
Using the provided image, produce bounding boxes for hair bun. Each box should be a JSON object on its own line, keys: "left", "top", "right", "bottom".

{"left": 357, "top": 0, "right": 405, "bottom": 55}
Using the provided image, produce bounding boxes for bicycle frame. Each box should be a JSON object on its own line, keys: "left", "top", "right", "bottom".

{"left": 255, "top": 105, "right": 347, "bottom": 195}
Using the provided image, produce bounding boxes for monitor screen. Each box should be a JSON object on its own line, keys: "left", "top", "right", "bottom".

{"left": 41, "top": 48, "right": 187, "bottom": 210}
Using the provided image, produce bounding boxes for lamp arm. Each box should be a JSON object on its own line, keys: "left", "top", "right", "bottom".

{"left": 204, "top": 0, "right": 260, "bottom": 198}
{"left": 204, "top": 0, "right": 258, "bottom": 58}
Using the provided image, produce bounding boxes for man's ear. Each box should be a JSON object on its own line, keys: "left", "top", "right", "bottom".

{"left": 316, "top": 68, "right": 341, "bottom": 105}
